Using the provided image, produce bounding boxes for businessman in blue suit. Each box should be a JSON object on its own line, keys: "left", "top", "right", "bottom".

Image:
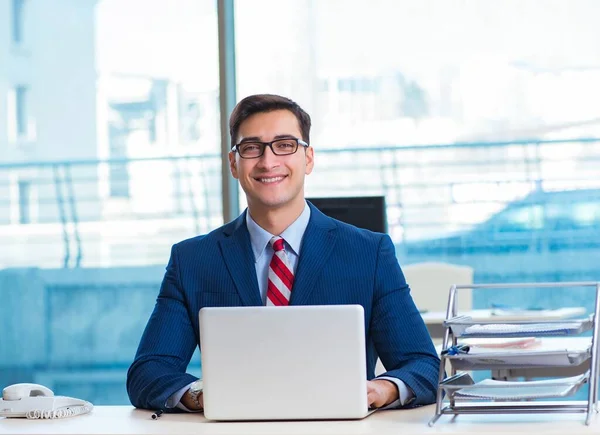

{"left": 127, "top": 94, "right": 440, "bottom": 412}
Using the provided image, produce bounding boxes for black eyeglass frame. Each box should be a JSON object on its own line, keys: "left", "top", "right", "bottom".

{"left": 230, "top": 137, "right": 309, "bottom": 159}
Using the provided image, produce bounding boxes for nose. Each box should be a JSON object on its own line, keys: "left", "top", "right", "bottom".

{"left": 256, "top": 144, "right": 279, "bottom": 169}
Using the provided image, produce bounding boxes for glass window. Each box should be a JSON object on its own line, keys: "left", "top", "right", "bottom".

{"left": 546, "top": 201, "right": 600, "bottom": 230}
{"left": 235, "top": 0, "right": 600, "bottom": 312}
{"left": 573, "top": 203, "right": 600, "bottom": 227}
{"left": 1, "top": 0, "right": 600, "bottom": 408}
{"left": 492, "top": 205, "right": 544, "bottom": 232}
{"left": 0, "top": 0, "right": 220, "bottom": 406}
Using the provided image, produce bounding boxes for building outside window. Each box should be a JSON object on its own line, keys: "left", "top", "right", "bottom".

{"left": 12, "top": 0, "right": 25, "bottom": 44}
{"left": 15, "top": 85, "right": 28, "bottom": 137}
{"left": 17, "top": 180, "right": 31, "bottom": 224}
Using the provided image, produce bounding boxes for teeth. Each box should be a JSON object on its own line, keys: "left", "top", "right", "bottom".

{"left": 258, "top": 176, "right": 284, "bottom": 183}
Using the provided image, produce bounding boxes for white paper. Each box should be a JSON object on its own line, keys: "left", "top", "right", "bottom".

{"left": 463, "top": 322, "right": 580, "bottom": 336}
{"left": 448, "top": 338, "right": 591, "bottom": 367}
{"left": 453, "top": 374, "right": 587, "bottom": 400}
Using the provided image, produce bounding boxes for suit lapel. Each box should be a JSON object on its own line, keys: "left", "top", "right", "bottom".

{"left": 218, "top": 213, "right": 262, "bottom": 306}
{"left": 291, "top": 204, "right": 337, "bottom": 305}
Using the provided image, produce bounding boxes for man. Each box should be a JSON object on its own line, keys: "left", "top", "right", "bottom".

{"left": 127, "top": 94, "right": 440, "bottom": 412}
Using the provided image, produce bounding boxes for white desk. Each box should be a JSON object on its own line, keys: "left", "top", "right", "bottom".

{"left": 422, "top": 307, "right": 588, "bottom": 338}
{"left": 1, "top": 405, "right": 599, "bottom": 435}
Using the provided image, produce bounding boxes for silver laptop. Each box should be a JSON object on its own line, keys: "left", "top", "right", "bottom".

{"left": 199, "top": 304, "right": 374, "bottom": 420}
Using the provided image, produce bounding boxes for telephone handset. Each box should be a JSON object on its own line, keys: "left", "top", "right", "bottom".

{"left": 0, "top": 383, "right": 93, "bottom": 419}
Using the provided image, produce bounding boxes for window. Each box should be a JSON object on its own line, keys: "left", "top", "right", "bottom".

{"left": 18, "top": 180, "right": 31, "bottom": 224}
{"left": 12, "top": 0, "right": 25, "bottom": 44}
{"left": 1, "top": 0, "right": 221, "bottom": 408}
{"left": 15, "top": 85, "right": 28, "bottom": 137}
{"left": 546, "top": 200, "right": 600, "bottom": 230}
{"left": 490, "top": 205, "right": 544, "bottom": 232}
{"left": 147, "top": 114, "right": 157, "bottom": 143}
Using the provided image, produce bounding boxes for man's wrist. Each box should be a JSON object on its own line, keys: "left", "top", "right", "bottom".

{"left": 373, "top": 379, "right": 399, "bottom": 406}
{"left": 180, "top": 380, "right": 204, "bottom": 410}
{"left": 189, "top": 380, "right": 204, "bottom": 409}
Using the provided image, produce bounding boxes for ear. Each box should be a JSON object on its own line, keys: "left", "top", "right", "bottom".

{"left": 229, "top": 152, "right": 239, "bottom": 179}
{"left": 305, "top": 146, "right": 314, "bottom": 175}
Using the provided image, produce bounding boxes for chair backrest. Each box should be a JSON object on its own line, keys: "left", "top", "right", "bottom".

{"left": 403, "top": 262, "right": 474, "bottom": 313}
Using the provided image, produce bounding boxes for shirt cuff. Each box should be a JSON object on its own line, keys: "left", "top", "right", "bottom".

{"left": 375, "top": 376, "right": 414, "bottom": 409}
{"left": 166, "top": 382, "right": 199, "bottom": 412}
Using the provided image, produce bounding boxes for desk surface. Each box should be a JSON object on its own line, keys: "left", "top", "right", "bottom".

{"left": 422, "top": 307, "right": 587, "bottom": 324}
{"left": 1, "top": 405, "right": 599, "bottom": 435}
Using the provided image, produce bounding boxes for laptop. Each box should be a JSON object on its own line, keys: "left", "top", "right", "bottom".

{"left": 199, "top": 304, "right": 374, "bottom": 421}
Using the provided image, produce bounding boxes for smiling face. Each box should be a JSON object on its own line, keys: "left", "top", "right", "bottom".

{"left": 229, "top": 109, "right": 314, "bottom": 218}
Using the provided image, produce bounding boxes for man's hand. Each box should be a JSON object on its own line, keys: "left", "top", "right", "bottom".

{"left": 367, "top": 379, "right": 399, "bottom": 408}
{"left": 180, "top": 390, "right": 204, "bottom": 410}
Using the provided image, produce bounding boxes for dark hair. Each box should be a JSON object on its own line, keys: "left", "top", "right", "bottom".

{"left": 229, "top": 94, "right": 311, "bottom": 146}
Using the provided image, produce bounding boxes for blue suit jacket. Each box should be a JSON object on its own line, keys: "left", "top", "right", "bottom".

{"left": 127, "top": 203, "right": 440, "bottom": 410}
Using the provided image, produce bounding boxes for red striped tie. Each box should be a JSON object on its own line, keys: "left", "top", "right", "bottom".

{"left": 266, "top": 236, "right": 294, "bottom": 306}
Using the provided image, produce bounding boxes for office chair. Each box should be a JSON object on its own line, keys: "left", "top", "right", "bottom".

{"left": 403, "top": 262, "right": 474, "bottom": 313}
{"left": 375, "top": 262, "right": 474, "bottom": 376}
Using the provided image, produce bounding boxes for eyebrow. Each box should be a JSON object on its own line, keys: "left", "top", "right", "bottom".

{"left": 238, "top": 134, "right": 297, "bottom": 143}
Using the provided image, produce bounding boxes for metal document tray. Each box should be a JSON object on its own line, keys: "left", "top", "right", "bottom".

{"left": 444, "top": 315, "right": 594, "bottom": 338}
{"left": 446, "top": 348, "right": 591, "bottom": 370}
{"left": 439, "top": 372, "right": 589, "bottom": 401}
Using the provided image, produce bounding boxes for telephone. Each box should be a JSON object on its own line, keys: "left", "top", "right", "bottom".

{"left": 0, "top": 383, "right": 93, "bottom": 419}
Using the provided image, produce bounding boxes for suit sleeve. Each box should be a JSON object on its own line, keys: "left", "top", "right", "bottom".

{"left": 370, "top": 234, "right": 441, "bottom": 406}
{"left": 126, "top": 244, "right": 199, "bottom": 409}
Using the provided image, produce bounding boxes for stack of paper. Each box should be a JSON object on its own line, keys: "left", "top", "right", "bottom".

{"left": 446, "top": 337, "right": 592, "bottom": 369}
{"left": 463, "top": 322, "right": 580, "bottom": 336}
{"left": 461, "top": 337, "right": 540, "bottom": 349}
{"left": 453, "top": 374, "right": 588, "bottom": 400}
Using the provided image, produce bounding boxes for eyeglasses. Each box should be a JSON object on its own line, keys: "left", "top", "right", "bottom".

{"left": 231, "top": 138, "right": 309, "bottom": 159}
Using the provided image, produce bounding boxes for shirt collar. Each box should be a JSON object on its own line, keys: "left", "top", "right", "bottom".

{"left": 246, "top": 202, "right": 311, "bottom": 262}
